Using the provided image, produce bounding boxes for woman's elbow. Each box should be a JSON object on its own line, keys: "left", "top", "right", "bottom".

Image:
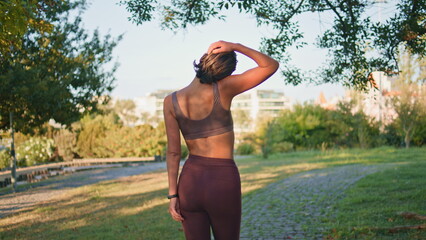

{"left": 271, "top": 60, "right": 280, "bottom": 72}
{"left": 167, "top": 150, "right": 181, "bottom": 159}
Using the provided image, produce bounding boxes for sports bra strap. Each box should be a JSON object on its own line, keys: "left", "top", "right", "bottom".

{"left": 172, "top": 92, "right": 184, "bottom": 117}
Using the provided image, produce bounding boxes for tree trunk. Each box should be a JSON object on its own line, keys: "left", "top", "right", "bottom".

{"left": 9, "top": 112, "right": 17, "bottom": 192}
{"left": 405, "top": 134, "right": 411, "bottom": 148}
{"left": 403, "top": 124, "right": 413, "bottom": 149}
{"left": 404, "top": 134, "right": 411, "bottom": 148}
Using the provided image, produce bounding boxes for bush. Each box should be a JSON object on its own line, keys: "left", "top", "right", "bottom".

{"left": 0, "top": 137, "right": 56, "bottom": 168}
{"left": 236, "top": 142, "right": 255, "bottom": 155}
{"left": 272, "top": 141, "right": 294, "bottom": 153}
{"left": 75, "top": 114, "right": 167, "bottom": 158}
{"left": 53, "top": 129, "right": 76, "bottom": 161}
{"left": 161, "top": 145, "right": 189, "bottom": 160}
{"left": 16, "top": 137, "right": 56, "bottom": 166}
{"left": 181, "top": 145, "right": 189, "bottom": 159}
{"left": 0, "top": 149, "right": 10, "bottom": 170}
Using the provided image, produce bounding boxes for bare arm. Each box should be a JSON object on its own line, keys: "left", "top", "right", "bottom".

{"left": 163, "top": 95, "right": 184, "bottom": 222}
{"left": 208, "top": 41, "right": 279, "bottom": 96}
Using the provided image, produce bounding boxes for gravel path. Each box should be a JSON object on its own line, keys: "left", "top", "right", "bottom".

{"left": 0, "top": 162, "right": 167, "bottom": 218}
{"left": 240, "top": 164, "right": 382, "bottom": 240}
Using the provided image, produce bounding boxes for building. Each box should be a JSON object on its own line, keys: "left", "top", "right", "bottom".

{"left": 134, "top": 90, "right": 174, "bottom": 121}
{"left": 359, "top": 71, "right": 398, "bottom": 124}
{"left": 315, "top": 71, "right": 398, "bottom": 125}
{"left": 231, "top": 89, "right": 292, "bottom": 133}
{"left": 314, "top": 92, "right": 342, "bottom": 110}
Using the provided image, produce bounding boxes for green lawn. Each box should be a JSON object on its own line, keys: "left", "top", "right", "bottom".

{"left": 324, "top": 160, "right": 426, "bottom": 239}
{"left": 0, "top": 147, "right": 424, "bottom": 239}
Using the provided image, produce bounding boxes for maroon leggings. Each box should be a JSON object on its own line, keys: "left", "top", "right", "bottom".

{"left": 177, "top": 154, "right": 241, "bottom": 240}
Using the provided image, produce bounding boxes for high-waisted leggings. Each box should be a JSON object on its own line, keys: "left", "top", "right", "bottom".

{"left": 177, "top": 154, "right": 241, "bottom": 240}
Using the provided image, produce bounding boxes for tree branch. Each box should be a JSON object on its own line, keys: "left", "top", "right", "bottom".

{"left": 345, "top": 0, "right": 356, "bottom": 26}
{"left": 184, "top": 0, "right": 195, "bottom": 25}
{"left": 272, "top": 0, "right": 306, "bottom": 24}
{"left": 324, "top": 0, "right": 345, "bottom": 24}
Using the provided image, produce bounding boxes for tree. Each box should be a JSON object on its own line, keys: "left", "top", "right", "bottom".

{"left": 391, "top": 83, "right": 425, "bottom": 148}
{"left": 0, "top": 0, "right": 57, "bottom": 57}
{"left": 74, "top": 113, "right": 166, "bottom": 158}
{"left": 120, "top": 0, "right": 426, "bottom": 89}
{"left": 140, "top": 112, "right": 161, "bottom": 126}
{"left": 232, "top": 109, "right": 252, "bottom": 131}
{"left": 112, "top": 99, "right": 139, "bottom": 126}
{"left": 74, "top": 113, "right": 120, "bottom": 158}
{"left": 0, "top": 0, "right": 122, "bottom": 133}
{"left": 390, "top": 51, "right": 426, "bottom": 148}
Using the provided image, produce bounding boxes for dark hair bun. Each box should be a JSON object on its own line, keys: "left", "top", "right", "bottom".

{"left": 193, "top": 52, "right": 237, "bottom": 84}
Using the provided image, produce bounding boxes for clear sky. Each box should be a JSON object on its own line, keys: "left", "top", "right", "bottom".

{"left": 80, "top": 0, "right": 390, "bottom": 103}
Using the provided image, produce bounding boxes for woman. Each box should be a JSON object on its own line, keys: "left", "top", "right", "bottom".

{"left": 163, "top": 41, "right": 279, "bottom": 240}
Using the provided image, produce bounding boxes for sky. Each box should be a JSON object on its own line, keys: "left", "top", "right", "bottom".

{"left": 80, "top": 0, "right": 393, "bottom": 103}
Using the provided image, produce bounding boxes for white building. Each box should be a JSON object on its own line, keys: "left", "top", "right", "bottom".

{"left": 315, "top": 92, "right": 343, "bottom": 110}
{"left": 360, "top": 71, "right": 397, "bottom": 124}
{"left": 126, "top": 90, "right": 174, "bottom": 126}
{"left": 313, "top": 71, "right": 399, "bottom": 125}
{"left": 231, "top": 89, "right": 292, "bottom": 133}
{"left": 134, "top": 89, "right": 174, "bottom": 120}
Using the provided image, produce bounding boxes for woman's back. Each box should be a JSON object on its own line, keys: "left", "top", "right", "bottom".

{"left": 173, "top": 80, "right": 235, "bottom": 159}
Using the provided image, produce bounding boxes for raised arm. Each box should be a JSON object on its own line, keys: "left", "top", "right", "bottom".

{"left": 163, "top": 95, "right": 184, "bottom": 222}
{"left": 208, "top": 41, "right": 279, "bottom": 96}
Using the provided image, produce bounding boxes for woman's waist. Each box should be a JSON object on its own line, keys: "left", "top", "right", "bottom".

{"left": 185, "top": 154, "right": 236, "bottom": 167}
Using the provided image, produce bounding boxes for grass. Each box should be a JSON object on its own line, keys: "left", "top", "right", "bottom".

{"left": 0, "top": 147, "right": 424, "bottom": 239}
{"left": 324, "top": 160, "right": 426, "bottom": 239}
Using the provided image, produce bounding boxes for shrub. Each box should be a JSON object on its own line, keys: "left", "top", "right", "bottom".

{"left": 181, "top": 145, "right": 189, "bottom": 159}
{"left": 75, "top": 114, "right": 167, "bottom": 158}
{"left": 161, "top": 145, "right": 189, "bottom": 160}
{"left": 0, "top": 137, "right": 56, "bottom": 168}
{"left": 53, "top": 129, "right": 76, "bottom": 161}
{"left": 16, "top": 137, "right": 56, "bottom": 166}
{"left": 0, "top": 149, "right": 10, "bottom": 170}
{"left": 236, "top": 142, "right": 255, "bottom": 155}
{"left": 272, "top": 141, "right": 294, "bottom": 153}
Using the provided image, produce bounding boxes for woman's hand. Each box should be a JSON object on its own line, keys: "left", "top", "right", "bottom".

{"left": 168, "top": 198, "right": 184, "bottom": 222}
{"left": 207, "top": 40, "right": 236, "bottom": 54}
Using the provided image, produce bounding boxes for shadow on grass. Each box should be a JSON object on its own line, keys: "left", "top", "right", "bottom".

{"left": 0, "top": 187, "right": 185, "bottom": 240}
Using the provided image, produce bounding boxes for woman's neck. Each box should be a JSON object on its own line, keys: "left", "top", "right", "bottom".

{"left": 189, "top": 77, "right": 200, "bottom": 86}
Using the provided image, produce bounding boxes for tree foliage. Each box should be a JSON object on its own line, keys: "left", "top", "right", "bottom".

{"left": 111, "top": 99, "right": 139, "bottom": 126}
{"left": 252, "top": 101, "right": 385, "bottom": 156}
{"left": 0, "top": 0, "right": 61, "bottom": 57}
{"left": 0, "top": 0, "right": 122, "bottom": 133}
{"left": 74, "top": 113, "right": 166, "bottom": 158}
{"left": 120, "top": 0, "right": 426, "bottom": 88}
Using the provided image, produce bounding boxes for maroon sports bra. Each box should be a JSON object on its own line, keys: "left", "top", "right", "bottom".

{"left": 172, "top": 82, "right": 234, "bottom": 140}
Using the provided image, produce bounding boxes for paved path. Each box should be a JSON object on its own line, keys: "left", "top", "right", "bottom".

{"left": 0, "top": 162, "right": 167, "bottom": 218}
{"left": 240, "top": 164, "right": 382, "bottom": 240}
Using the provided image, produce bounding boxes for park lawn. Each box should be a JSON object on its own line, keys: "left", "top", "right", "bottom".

{"left": 0, "top": 147, "right": 424, "bottom": 239}
{"left": 324, "top": 160, "right": 426, "bottom": 240}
